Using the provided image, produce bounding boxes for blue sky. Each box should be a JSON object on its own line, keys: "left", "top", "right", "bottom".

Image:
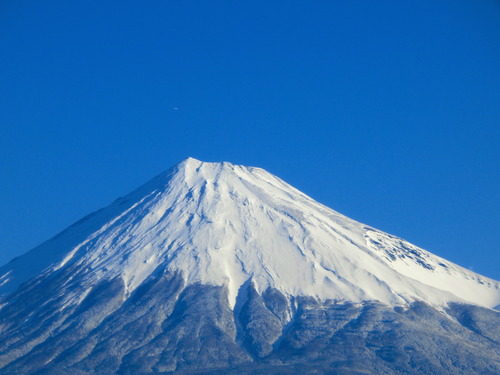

{"left": 1, "top": 0, "right": 499, "bottom": 279}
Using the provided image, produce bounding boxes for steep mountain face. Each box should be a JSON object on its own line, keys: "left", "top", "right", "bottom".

{"left": 0, "top": 158, "right": 499, "bottom": 375}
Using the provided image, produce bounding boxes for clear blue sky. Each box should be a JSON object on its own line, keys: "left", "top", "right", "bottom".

{"left": 1, "top": 1, "right": 499, "bottom": 280}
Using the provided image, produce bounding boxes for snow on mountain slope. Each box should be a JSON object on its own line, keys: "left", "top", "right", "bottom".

{"left": 0, "top": 157, "right": 498, "bottom": 310}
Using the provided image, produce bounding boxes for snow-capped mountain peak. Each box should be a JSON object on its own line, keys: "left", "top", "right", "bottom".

{"left": 1, "top": 158, "right": 499, "bottom": 311}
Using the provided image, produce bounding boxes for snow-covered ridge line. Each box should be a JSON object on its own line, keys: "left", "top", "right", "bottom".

{"left": 0, "top": 157, "right": 499, "bottom": 311}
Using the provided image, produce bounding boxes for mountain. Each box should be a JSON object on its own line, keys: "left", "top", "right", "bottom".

{"left": 0, "top": 158, "right": 499, "bottom": 375}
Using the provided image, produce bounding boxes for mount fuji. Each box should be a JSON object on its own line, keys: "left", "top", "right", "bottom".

{"left": 0, "top": 158, "right": 499, "bottom": 374}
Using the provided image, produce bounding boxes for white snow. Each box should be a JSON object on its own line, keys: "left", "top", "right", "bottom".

{"left": 0, "top": 157, "right": 499, "bottom": 310}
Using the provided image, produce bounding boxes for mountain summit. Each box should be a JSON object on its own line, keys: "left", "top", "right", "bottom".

{"left": 1, "top": 157, "right": 497, "bottom": 309}
{"left": 0, "top": 158, "right": 499, "bottom": 374}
